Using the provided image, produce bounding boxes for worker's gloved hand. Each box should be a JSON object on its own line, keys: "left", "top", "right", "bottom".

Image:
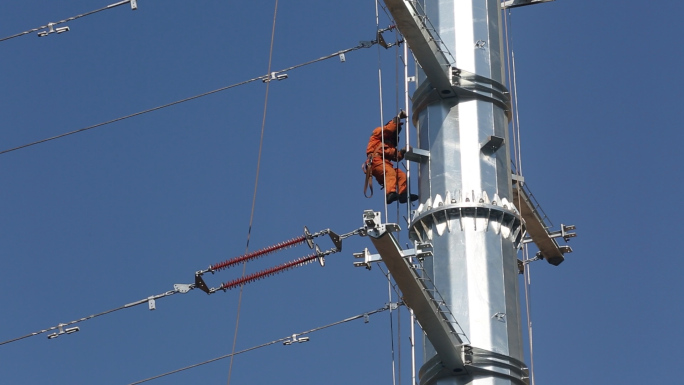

{"left": 397, "top": 110, "right": 408, "bottom": 120}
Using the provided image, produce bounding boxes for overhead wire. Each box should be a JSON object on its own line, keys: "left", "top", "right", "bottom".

{"left": 127, "top": 304, "right": 395, "bottom": 385}
{"left": 0, "top": 288, "right": 182, "bottom": 346}
{"left": 226, "top": 2, "right": 279, "bottom": 384}
{"left": 0, "top": 0, "right": 135, "bottom": 43}
{"left": 0, "top": 41, "right": 375, "bottom": 156}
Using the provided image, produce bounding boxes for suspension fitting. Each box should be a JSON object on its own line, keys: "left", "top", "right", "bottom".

{"left": 376, "top": 25, "right": 403, "bottom": 49}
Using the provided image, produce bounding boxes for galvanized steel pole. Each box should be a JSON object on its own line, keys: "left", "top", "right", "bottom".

{"left": 407, "top": 1, "right": 525, "bottom": 384}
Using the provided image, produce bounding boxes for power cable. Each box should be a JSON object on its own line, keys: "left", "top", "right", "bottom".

{"left": 0, "top": 287, "right": 183, "bottom": 346}
{"left": 127, "top": 304, "right": 395, "bottom": 385}
{"left": 0, "top": 0, "right": 136, "bottom": 43}
{"left": 226, "top": 2, "right": 279, "bottom": 383}
{"left": 0, "top": 41, "right": 374, "bottom": 156}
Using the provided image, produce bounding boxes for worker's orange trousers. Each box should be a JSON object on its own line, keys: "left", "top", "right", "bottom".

{"left": 371, "top": 160, "right": 406, "bottom": 195}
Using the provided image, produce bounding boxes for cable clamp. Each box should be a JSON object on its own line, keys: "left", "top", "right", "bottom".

{"left": 283, "top": 334, "right": 310, "bottom": 345}
{"left": 37, "top": 23, "right": 70, "bottom": 37}
{"left": 262, "top": 72, "right": 288, "bottom": 83}
{"left": 173, "top": 283, "right": 193, "bottom": 294}
{"left": 47, "top": 323, "right": 79, "bottom": 339}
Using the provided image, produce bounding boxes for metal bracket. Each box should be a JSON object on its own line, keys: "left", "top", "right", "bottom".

{"left": 462, "top": 345, "right": 530, "bottom": 385}
{"left": 376, "top": 25, "right": 402, "bottom": 49}
{"left": 362, "top": 210, "right": 400, "bottom": 238}
{"left": 551, "top": 224, "right": 577, "bottom": 242}
{"left": 131, "top": 0, "right": 138, "bottom": 10}
{"left": 415, "top": 241, "right": 433, "bottom": 260}
{"left": 195, "top": 272, "right": 211, "bottom": 294}
{"left": 404, "top": 147, "right": 430, "bottom": 163}
{"left": 353, "top": 247, "right": 380, "bottom": 269}
{"left": 502, "top": 0, "right": 555, "bottom": 9}
{"left": 173, "top": 283, "right": 193, "bottom": 294}
{"left": 480, "top": 135, "right": 505, "bottom": 155}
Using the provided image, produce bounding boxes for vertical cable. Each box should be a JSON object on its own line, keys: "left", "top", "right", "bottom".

{"left": 410, "top": 308, "right": 417, "bottom": 385}
{"left": 394, "top": 28, "right": 401, "bottom": 227}
{"left": 403, "top": 39, "right": 412, "bottom": 224}
{"left": 523, "top": 245, "right": 536, "bottom": 385}
{"left": 376, "top": 0, "right": 388, "bottom": 222}
{"left": 226, "top": 1, "right": 279, "bottom": 384}
{"left": 388, "top": 277, "right": 397, "bottom": 385}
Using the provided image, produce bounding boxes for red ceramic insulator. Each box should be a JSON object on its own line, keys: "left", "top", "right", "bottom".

{"left": 219, "top": 254, "right": 318, "bottom": 291}
{"left": 210, "top": 235, "right": 307, "bottom": 272}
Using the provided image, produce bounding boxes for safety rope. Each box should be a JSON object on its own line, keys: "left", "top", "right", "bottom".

{"left": 226, "top": 2, "right": 279, "bottom": 383}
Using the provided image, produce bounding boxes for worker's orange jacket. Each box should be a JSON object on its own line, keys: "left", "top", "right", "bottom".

{"left": 366, "top": 120, "right": 404, "bottom": 162}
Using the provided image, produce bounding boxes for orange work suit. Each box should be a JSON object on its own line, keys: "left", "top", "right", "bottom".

{"left": 365, "top": 120, "right": 407, "bottom": 195}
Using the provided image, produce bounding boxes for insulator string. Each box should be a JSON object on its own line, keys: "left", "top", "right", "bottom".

{"left": 210, "top": 235, "right": 307, "bottom": 272}
{"left": 219, "top": 254, "right": 319, "bottom": 291}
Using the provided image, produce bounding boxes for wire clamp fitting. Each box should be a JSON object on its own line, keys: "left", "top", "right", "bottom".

{"left": 173, "top": 283, "right": 193, "bottom": 294}
{"left": 283, "top": 334, "right": 309, "bottom": 345}
{"left": 262, "top": 72, "right": 288, "bottom": 83}
{"left": 37, "top": 23, "right": 70, "bottom": 37}
{"left": 47, "top": 323, "right": 80, "bottom": 339}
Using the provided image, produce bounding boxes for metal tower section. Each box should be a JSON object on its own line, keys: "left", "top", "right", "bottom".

{"left": 383, "top": 0, "right": 526, "bottom": 384}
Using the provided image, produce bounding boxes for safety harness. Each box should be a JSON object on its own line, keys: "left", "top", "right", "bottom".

{"left": 362, "top": 153, "right": 378, "bottom": 198}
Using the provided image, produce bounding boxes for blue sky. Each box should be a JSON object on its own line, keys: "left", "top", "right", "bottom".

{"left": 1, "top": 1, "right": 683, "bottom": 384}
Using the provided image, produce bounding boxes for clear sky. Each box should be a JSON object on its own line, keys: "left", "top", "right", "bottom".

{"left": 1, "top": 1, "right": 682, "bottom": 384}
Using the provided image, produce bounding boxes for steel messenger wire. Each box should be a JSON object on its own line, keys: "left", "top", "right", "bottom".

{"left": 127, "top": 304, "right": 399, "bottom": 385}
{"left": 0, "top": 40, "right": 376, "bottom": 156}
{"left": 226, "top": 1, "right": 278, "bottom": 384}
{"left": 0, "top": 0, "right": 135, "bottom": 43}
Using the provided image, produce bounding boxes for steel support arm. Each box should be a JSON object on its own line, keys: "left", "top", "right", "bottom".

{"left": 381, "top": 0, "right": 455, "bottom": 97}
{"left": 366, "top": 227, "right": 467, "bottom": 375}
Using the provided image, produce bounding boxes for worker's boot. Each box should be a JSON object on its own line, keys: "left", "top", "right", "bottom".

{"left": 386, "top": 192, "right": 399, "bottom": 204}
{"left": 398, "top": 192, "right": 419, "bottom": 204}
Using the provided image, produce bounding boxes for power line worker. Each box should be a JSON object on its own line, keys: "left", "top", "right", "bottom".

{"left": 363, "top": 110, "right": 419, "bottom": 204}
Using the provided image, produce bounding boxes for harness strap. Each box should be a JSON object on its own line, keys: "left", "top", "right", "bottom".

{"left": 363, "top": 153, "right": 374, "bottom": 198}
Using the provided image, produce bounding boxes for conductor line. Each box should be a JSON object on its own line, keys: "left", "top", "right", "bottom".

{"left": 127, "top": 304, "right": 396, "bottom": 385}
{"left": 0, "top": 0, "right": 135, "bottom": 43}
{"left": 0, "top": 42, "right": 373, "bottom": 156}
{"left": 0, "top": 288, "right": 180, "bottom": 346}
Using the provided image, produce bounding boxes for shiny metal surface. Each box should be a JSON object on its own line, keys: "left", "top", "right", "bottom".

{"left": 409, "top": 1, "right": 525, "bottom": 384}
